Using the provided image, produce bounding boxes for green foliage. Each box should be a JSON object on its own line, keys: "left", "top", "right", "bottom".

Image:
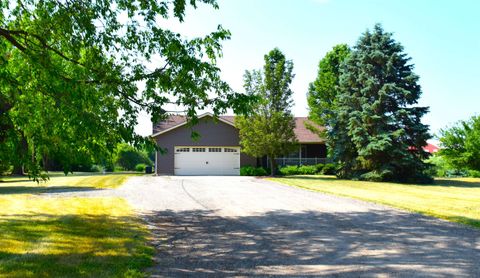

{"left": 236, "top": 48, "right": 298, "bottom": 176}
{"left": 314, "top": 163, "right": 324, "bottom": 173}
{"left": 327, "top": 24, "right": 431, "bottom": 183}
{"left": 0, "top": 0, "right": 250, "bottom": 181}
{"left": 279, "top": 165, "right": 301, "bottom": 175}
{"left": 279, "top": 165, "right": 318, "bottom": 175}
{"left": 135, "top": 164, "right": 147, "bottom": 172}
{"left": 424, "top": 155, "right": 449, "bottom": 177}
{"left": 90, "top": 165, "right": 103, "bottom": 173}
{"left": 297, "top": 165, "right": 317, "bottom": 175}
{"left": 307, "top": 44, "right": 350, "bottom": 127}
{"left": 469, "top": 170, "right": 480, "bottom": 178}
{"left": 240, "top": 166, "right": 268, "bottom": 176}
{"left": 114, "top": 166, "right": 125, "bottom": 172}
{"left": 321, "top": 163, "right": 337, "bottom": 175}
{"left": 114, "top": 144, "right": 152, "bottom": 171}
{"left": 439, "top": 115, "right": 480, "bottom": 172}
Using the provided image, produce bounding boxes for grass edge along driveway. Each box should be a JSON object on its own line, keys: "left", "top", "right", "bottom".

{"left": 0, "top": 174, "right": 154, "bottom": 277}
{"left": 270, "top": 175, "right": 480, "bottom": 229}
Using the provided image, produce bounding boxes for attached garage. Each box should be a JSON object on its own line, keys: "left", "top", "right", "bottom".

{"left": 174, "top": 146, "right": 240, "bottom": 175}
{"left": 152, "top": 113, "right": 257, "bottom": 175}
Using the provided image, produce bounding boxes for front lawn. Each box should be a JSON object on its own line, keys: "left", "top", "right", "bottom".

{"left": 0, "top": 173, "right": 135, "bottom": 190}
{"left": 270, "top": 176, "right": 480, "bottom": 228}
{"left": 0, "top": 175, "right": 153, "bottom": 277}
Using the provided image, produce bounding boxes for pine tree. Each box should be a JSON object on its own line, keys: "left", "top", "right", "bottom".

{"left": 335, "top": 24, "right": 431, "bottom": 182}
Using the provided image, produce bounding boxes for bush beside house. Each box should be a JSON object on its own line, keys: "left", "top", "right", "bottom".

{"left": 240, "top": 166, "right": 269, "bottom": 176}
{"left": 277, "top": 163, "right": 337, "bottom": 176}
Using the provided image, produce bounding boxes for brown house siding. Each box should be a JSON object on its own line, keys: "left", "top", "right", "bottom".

{"left": 154, "top": 116, "right": 256, "bottom": 175}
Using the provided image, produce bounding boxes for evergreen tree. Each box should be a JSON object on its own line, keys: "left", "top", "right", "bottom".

{"left": 335, "top": 24, "right": 431, "bottom": 182}
{"left": 236, "top": 48, "right": 298, "bottom": 175}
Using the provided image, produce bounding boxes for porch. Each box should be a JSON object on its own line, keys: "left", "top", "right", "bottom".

{"left": 263, "top": 143, "right": 329, "bottom": 168}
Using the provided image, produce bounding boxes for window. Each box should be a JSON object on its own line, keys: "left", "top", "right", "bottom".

{"left": 224, "top": 148, "right": 238, "bottom": 153}
{"left": 209, "top": 147, "right": 222, "bottom": 152}
{"left": 192, "top": 147, "right": 206, "bottom": 152}
{"left": 176, "top": 147, "right": 190, "bottom": 152}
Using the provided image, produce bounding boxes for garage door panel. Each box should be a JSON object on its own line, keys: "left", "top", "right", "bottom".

{"left": 174, "top": 146, "right": 240, "bottom": 175}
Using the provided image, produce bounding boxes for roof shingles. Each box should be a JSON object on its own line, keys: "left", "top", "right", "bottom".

{"left": 153, "top": 114, "right": 324, "bottom": 143}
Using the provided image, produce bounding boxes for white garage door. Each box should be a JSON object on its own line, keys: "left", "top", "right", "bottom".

{"left": 174, "top": 146, "right": 240, "bottom": 175}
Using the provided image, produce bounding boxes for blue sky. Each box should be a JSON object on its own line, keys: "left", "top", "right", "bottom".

{"left": 135, "top": 0, "right": 480, "bottom": 137}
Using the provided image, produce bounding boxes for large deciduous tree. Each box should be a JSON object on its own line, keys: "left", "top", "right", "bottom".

{"left": 0, "top": 0, "right": 247, "bottom": 180}
{"left": 439, "top": 115, "right": 480, "bottom": 172}
{"left": 334, "top": 24, "right": 431, "bottom": 182}
{"left": 307, "top": 44, "right": 350, "bottom": 127}
{"left": 236, "top": 48, "right": 298, "bottom": 176}
{"left": 307, "top": 44, "right": 350, "bottom": 158}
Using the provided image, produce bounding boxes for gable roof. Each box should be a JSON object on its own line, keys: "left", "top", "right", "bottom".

{"left": 152, "top": 113, "right": 324, "bottom": 143}
{"left": 294, "top": 117, "right": 325, "bottom": 143}
{"left": 151, "top": 112, "right": 235, "bottom": 138}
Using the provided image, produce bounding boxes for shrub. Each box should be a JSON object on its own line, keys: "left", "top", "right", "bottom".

{"left": 254, "top": 167, "right": 268, "bottom": 176}
{"left": 135, "top": 163, "right": 147, "bottom": 172}
{"left": 321, "top": 163, "right": 337, "bottom": 175}
{"left": 0, "top": 163, "right": 12, "bottom": 175}
{"left": 114, "top": 166, "right": 124, "bottom": 172}
{"left": 240, "top": 166, "right": 268, "bottom": 176}
{"left": 445, "top": 169, "right": 468, "bottom": 177}
{"left": 314, "top": 163, "right": 324, "bottom": 173}
{"left": 90, "top": 165, "right": 103, "bottom": 172}
{"left": 279, "top": 165, "right": 299, "bottom": 175}
{"left": 425, "top": 155, "right": 448, "bottom": 177}
{"left": 297, "top": 165, "right": 317, "bottom": 175}
{"left": 114, "top": 143, "right": 153, "bottom": 171}
{"left": 279, "top": 165, "right": 321, "bottom": 175}
{"left": 469, "top": 170, "right": 480, "bottom": 178}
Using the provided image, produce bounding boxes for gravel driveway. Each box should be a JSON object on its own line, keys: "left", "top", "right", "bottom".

{"left": 115, "top": 176, "right": 480, "bottom": 277}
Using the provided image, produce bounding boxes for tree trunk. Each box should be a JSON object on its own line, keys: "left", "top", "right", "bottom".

{"left": 269, "top": 156, "right": 276, "bottom": 176}
{"left": 11, "top": 164, "right": 23, "bottom": 176}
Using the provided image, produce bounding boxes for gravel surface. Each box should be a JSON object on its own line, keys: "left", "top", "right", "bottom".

{"left": 48, "top": 175, "right": 480, "bottom": 277}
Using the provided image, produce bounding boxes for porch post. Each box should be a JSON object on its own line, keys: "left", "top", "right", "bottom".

{"left": 299, "top": 145, "right": 301, "bottom": 165}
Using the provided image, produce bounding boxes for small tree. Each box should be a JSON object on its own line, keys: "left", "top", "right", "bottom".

{"left": 439, "top": 115, "right": 480, "bottom": 172}
{"left": 236, "top": 48, "right": 298, "bottom": 176}
{"left": 114, "top": 144, "right": 153, "bottom": 171}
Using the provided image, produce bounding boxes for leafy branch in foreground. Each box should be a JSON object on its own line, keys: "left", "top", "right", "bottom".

{"left": 0, "top": 0, "right": 250, "bottom": 180}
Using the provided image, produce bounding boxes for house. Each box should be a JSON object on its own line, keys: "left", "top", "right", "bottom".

{"left": 151, "top": 112, "right": 327, "bottom": 175}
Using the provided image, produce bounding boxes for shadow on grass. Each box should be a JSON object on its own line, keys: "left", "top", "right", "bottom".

{"left": 273, "top": 175, "right": 337, "bottom": 181}
{"left": 0, "top": 214, "right": 153, "bottom": 277}
{"left": 0, "top": 186, "right": 102, "bottom": 195}
{"left": 433, "top": 178, "right": 480, "bottom": 188}
{"left": 275, "top": 175, "right": 480, "bottom": 188}
{"left": 144, "top": 209, "right": 480, "bottom": 277}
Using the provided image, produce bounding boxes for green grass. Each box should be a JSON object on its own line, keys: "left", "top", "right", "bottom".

{"left": 0, "top": 175, "right": 153, "bottom": 277}
{"left": 0, "top": 174, "right": 136, "bottom": 194}
{"left": 270, "top": 175, "right": 480, "bottom": 228}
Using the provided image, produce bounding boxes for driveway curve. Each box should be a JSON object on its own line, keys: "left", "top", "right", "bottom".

{"left": 118, "top": 176, "right": 480, "bottom": 277}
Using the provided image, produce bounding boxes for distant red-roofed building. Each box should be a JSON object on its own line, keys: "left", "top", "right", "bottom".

{"left": 423, "top": 143, "right": 439, "bottom": 154}
{"left": 408, "top": 143, "right": 440, "bottom": 154}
